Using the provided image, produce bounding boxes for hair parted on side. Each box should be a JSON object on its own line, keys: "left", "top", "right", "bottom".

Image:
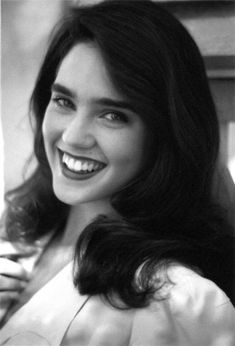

{"left": 5, "top": 0, "right": 234, "bottom": 307}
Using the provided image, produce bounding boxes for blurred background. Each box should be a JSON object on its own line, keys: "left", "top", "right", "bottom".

{"left": 1, "top": 0, "right": 235, "bottom": 216}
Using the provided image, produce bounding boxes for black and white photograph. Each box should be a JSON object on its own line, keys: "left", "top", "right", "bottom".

{"left": 1, "top": 1, "right": 235, "bottom": 345}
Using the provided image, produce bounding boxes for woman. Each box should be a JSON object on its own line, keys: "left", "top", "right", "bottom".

{"left": 0, "top": 0, "right": 235, "bottom": 345}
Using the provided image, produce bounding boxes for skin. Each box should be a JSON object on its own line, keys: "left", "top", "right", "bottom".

{"left": 42, "top": 42, "right": 147, "bottom": 210}
{"left": 0, "top": 243, "right": 31, "bottom": 323}
{"left": 42, "top": 41, "right": 148, "bottom": 241}
{"left": 0, "top": 42, "right": 148, "bottom": 322}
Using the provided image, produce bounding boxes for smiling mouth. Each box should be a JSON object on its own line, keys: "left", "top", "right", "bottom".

{"left": 59, "top": 151, "right": 107, "bottom": 177}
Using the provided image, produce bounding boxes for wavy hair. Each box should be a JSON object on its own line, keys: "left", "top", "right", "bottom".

{"left": 5, "top": 0, "right": 234, "bottom": 306}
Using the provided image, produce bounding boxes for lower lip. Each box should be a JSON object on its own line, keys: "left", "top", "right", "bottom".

{"left": 61, "top": 164, "right": 104, "bottom": 180}
{"left": 59, "top": 152, "right": 106, "bottom": 181}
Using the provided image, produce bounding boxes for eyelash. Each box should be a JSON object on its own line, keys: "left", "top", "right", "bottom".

{"left": 51, "top": 96, "right": 128, "bottom": 123}
{"left": 51, "top": 96, "right": 75, "bottom": 110}
{"left": 102, "top": 112, "right": 128, "bottom": 123}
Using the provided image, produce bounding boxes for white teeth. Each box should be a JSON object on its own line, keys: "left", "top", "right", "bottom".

{"left": 88, "top": 164, "right": 93, "bottom": 172}
{"left": 62, "top": 154, "right": 68, "bottom": 164}
{"left": 62, "top": 153, "right": 104, "bottom": 173}
{"left": 81, "top": 162, "right": 88, "bottom": 171}
{"left": 75, "top": 161, "right": 81, "bottom": 171}
{"left": 68, "top": 158, "right": 74, "bottom": 169}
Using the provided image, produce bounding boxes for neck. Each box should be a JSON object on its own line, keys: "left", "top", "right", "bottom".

{"left": 61, "top": 200, "right": 118, "bottom": 247}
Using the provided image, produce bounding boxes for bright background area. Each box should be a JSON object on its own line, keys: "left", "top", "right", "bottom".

{"left": 0, "top": 116, "right": 4, "bottom": 216}
{"left": 1, "top": 0, "right": 65, "bottom": 217}
{"left": 229, "top": 122, "right": 235, "bottom": 182}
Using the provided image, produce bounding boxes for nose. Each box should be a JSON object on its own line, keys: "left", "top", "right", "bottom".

{"left": 62, "top": 111, "right": 96, "bottom": 149}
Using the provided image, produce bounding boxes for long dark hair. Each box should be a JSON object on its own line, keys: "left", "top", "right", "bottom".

{"left": 5, "top": 0, "right": 234, "bottom": 307}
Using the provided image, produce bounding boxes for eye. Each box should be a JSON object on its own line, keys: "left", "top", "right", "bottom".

{"left": 51, "top": 96, "right": 75, "bottom": 110}
{"left": 102, "top": 111, "right": 128, "bottom": 123}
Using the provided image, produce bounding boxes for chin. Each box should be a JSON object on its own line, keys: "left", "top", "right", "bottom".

{"left": 52, "top": 184, "right": 103, "bottom": 206}
{"left": 53, "top": 189, "right": 84, "bottom": 205}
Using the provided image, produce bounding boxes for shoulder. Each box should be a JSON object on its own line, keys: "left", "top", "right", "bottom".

{"left": 130, "top": 264, "right": 235, "bottom": 346}
{"left": 163, "top": 264, "right": 231, "bottom": 309}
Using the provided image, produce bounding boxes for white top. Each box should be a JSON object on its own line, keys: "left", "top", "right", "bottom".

{"left": 0, "top": 262, "right": 235, "bottom": 346}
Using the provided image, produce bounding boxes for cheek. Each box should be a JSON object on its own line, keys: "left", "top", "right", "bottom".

{"left": 42, "top": 114, "right": 59, "bottom": 165}
{"left": 42, "top": 112, "right": 51, "bottom": 141}
{"left": 42, "top": 118, "right": 48, "bottom": 143}
{"left": 42, "top": 112, "right": 60, "bottom": 146}
{"left": 104, "top": 129, "right": 146, "bottom": 172}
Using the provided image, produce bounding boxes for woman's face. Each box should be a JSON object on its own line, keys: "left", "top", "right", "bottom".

{"left": 42, "top": 42, "right": 147, "bottom": 206}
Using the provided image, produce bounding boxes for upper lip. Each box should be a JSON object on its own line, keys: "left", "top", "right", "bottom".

{"left": 58, "top": 149, "right": 107, "bottom": 166}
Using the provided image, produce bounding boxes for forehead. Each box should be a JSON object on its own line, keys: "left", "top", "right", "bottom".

{"left": 55, "top": 42, "right": 123, "bottom": 101}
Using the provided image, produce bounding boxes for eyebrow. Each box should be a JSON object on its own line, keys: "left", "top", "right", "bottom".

{"left": 51, "top": 83, "right": 76, "bottom": 99}
{"left": 51, "top": 83, "right": 137, "bottom": 113}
